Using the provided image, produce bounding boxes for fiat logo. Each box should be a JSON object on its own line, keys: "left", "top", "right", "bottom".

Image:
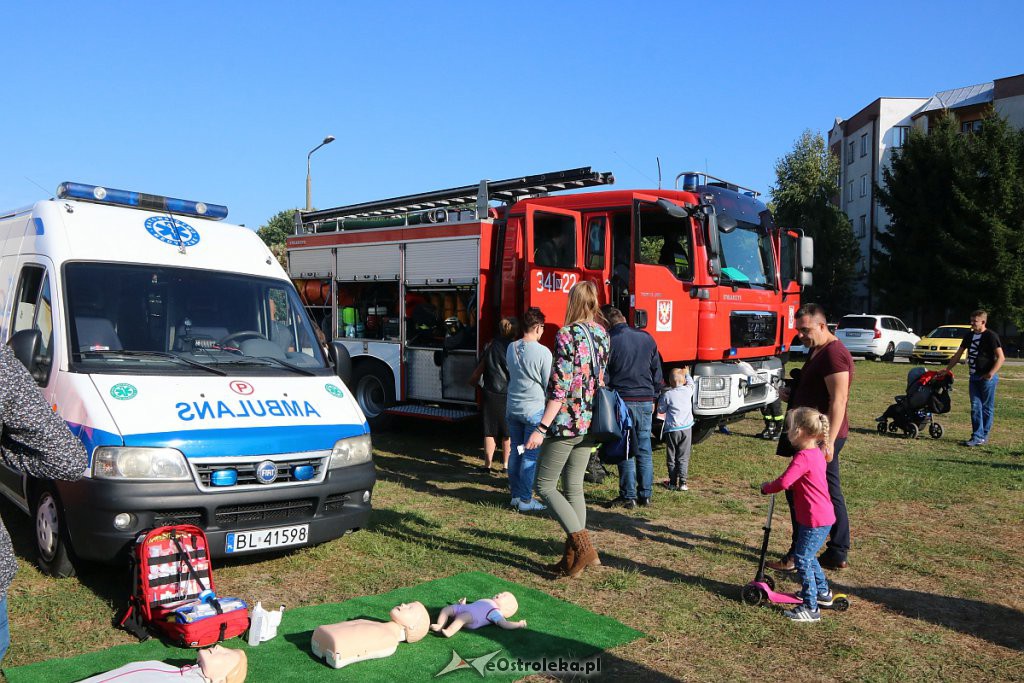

{"left": 255, "top": 460, "right": 278, "bottom": 484}
{"left": 230, "top": 381, "right": 254, "bottom": 395}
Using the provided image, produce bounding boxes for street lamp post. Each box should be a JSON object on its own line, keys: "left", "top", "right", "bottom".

{"left": 305, "top": 135, "right": 335, "bottom": 211}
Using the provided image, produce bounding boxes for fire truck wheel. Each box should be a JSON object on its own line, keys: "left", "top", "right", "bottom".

{"left": 353, "top": 363, "right": 395, "bottom": 425}
{"left": 691, "top": 421, "right": 717, "bottom": 445}
{"left": 33, "top": 484, "right": 77, "bottom": 578}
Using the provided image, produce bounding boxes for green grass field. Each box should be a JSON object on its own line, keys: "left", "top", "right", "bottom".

{"left": 2, "top": 360, "right": 1022, "bottom": 681}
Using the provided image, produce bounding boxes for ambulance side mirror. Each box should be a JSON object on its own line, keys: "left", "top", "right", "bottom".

{"left": 328, "top": 341, "right": 353, "bottom": 387}
{"left": 8, "top": 329, "right": 42, "bottom": 376}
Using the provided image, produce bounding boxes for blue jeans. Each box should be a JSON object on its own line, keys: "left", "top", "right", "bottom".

{"left": 969, "top": 375, "right": 998, "bottom": 442}
{"left": 0, "top": 595, "right": 8, "bottom": 663}
{"left": 793, "top": 524, "right": 830, "bottom": 611}
{"left": 507, "top": 408, "right": 544, "bottom": 502}
{"left": 618, "top": 401, "right": 654, "bottom": 500}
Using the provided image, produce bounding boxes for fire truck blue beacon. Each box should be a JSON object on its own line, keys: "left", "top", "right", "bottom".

{"left": 0, "top": 182, "right": 374, "bottom": 576}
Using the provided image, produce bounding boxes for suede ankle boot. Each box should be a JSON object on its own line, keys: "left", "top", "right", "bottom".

{"left": 545, "top": 535, "right": 574, "bottom": 573}
{"left": 564, "top": 530, "right": 599, "bottom": 578}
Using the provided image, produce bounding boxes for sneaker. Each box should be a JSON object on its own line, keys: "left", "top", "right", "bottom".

{"left": 510, "top": 497, "right": 521, "bottom": 508}
{"left": 662, "top": 481, "right": 677, "bottom": 491}
{"left": 637, "top": 497, "right": 651, "bottom": 508}
{"left": 795, "top": 589, "right": 833, "bottom": 607}
{"left": 783, "top": 605, "right": 821, "bottom": 622}
{"left": 605, "top": 496, "right": 637, "bottom": 510}
{"left": 718, "top": 425, "right": 732, "bottom": 435}
{"left": 963, "top": 439, "right": 986, "bottom": 447}
{"left": 517, "top": 498, "right": 547, "bottom": 512}
{"left": 677, "top": 483, "right": 688, "bottom": 491}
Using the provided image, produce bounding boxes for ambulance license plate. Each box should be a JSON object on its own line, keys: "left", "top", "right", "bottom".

{"left": 226, "top": 524, "right": 309, "bottom": 554}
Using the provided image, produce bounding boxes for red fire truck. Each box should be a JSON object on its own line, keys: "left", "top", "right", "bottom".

{"left": 286, "top": 167, "right": 813, "bottom": 442}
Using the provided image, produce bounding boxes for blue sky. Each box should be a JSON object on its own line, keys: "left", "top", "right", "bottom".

{"left": 2, "top": 1, "right": 1022, "bottom": 230}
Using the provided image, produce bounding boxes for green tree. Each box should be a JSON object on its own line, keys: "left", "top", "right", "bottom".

{"left": 876, "top": 112, "right": 1024, "bottom": 328}
{"left": 257, "top": 209, "right": 298, "bottom": 248}
{"left": 771, "top": 130, "right": 861, "bottom": 315}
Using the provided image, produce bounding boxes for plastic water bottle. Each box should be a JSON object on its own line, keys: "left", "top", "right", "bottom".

{"left": 248, "top": 602, "right": 267, "bottom": 646}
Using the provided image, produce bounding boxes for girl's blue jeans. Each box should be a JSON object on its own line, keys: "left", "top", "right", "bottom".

{"left": 507, "top": 409, "right": 544, "bottom": 502}
{"left": 794, "top": 524, "right": 830, "bottom": 610}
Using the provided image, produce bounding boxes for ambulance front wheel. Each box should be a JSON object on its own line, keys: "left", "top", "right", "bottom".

{"left": 353, "top": 363, "right": 394, "bottom": 426}
{"left": 33, "top": 484, "right": 76, "bottom": 578}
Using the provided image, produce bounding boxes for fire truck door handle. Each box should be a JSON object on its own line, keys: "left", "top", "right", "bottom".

{"left": 604, "top": 279, "right": 611, "bottom": 286}
{"left": 634, "top": 309, "right": 648, "bottom": 329}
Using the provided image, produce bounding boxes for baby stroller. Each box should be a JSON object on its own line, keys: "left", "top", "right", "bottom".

{"left": 876, "top": 368, "right": 954, "bottom": 439}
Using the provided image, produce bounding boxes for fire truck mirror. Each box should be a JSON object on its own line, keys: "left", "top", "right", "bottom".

{"left": 655, "top": 198, "right": 687, "bottom": 218}
{"left": 703, "top": 208, "right": 722, "bottom": 282}
{"left": 798, "top": 236, "right": 815, "bottom": 271}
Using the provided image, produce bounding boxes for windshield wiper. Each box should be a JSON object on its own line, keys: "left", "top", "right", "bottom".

{"left": 77, "top": 350, "right": 227, "bottom": 376}
{"left": 208, "top": 357, "right": 317, "bottom": 376}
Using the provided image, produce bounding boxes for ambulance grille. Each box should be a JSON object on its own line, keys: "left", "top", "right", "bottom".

{"left": 153, "top": 509, "right": 204, "bottom": 527}
{"left": 215, "top": 500, "right": 315, "bottom": 526}
{"left": 322, "top": 493, "right": 350, "bottom": 513}
{"left": 192, "top": 454, "right": 329, "bottom": 491}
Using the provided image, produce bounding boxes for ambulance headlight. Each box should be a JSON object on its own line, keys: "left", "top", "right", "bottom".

{"left": 329, "top": 434, "right": 373, "bottom": 468}
{"left": 93, "top": 447, "right": 191, "bottom": 480}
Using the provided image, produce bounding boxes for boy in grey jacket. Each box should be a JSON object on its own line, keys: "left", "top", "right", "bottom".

{"left": 657, "top": 367, "right": 694, "bottom": 491}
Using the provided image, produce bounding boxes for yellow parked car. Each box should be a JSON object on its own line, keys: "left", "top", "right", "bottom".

{"left": 910, "top": 324, "right": 971, "bottom": 364}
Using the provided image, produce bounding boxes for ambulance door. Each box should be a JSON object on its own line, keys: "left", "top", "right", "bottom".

{"left": 525, "top": 206, "right": 582, "bottom": 347}
{"left": 0, "top": 259, "right": 59, "bottom": 507}
{"left": 581, "top": 214, "right": 612, "bottom": 307}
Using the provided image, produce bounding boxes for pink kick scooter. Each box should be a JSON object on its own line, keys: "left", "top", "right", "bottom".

{"left": 741, "top": 494, "right": 850, "bottom": 611}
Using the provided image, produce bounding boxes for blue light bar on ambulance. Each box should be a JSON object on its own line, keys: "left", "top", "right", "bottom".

{"left": 56, "top": 182, "right": 229, "bottom": 220}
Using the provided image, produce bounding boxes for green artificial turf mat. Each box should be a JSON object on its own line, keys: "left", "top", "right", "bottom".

{"left": 5, "top": 571, "right": 643, "bottom": 682}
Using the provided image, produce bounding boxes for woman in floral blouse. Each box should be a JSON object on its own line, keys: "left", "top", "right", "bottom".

{"left": 526, "top": 281, "right": 610, "bottom": 578}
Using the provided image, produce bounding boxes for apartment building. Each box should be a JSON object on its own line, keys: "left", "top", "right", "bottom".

{"left": 829, "top": 73, "right": 1024, "bottom": 313}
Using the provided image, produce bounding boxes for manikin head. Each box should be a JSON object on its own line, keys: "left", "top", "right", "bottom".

{"left": 794, "top": 303, "right": 831, "bottom": 350}
{"left": 390, "top": 602, "right": 430, "bottom": 643}
{"left": 492, "top": 592, "right": 519, "bottom": 618}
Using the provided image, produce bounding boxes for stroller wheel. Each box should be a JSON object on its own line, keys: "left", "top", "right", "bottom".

{"left": 929, "top": 422, "right": 944, "bottom": 439}
{"left": 888, "top": 423, "right": 900, "bottom": 433}
{"left": 877, "top": 421, "right": 887, "bottom": 434}
{"left": 905, "top": 423, "right": 919, "bottom": 439}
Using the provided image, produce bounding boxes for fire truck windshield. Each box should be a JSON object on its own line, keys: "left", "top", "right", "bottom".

{"left": 718, "top": 221, "right": 776, "bottom": 289}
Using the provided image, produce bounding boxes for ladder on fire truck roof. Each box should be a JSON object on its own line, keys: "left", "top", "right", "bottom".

{"left": 297, "top": 166, "right": 614, "bottom": 233}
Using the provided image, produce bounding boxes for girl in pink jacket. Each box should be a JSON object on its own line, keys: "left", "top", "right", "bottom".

{"left": 761, "top": 407, "right": 836, "bottom": 622}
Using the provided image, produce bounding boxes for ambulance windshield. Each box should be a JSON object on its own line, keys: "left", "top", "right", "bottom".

{"left": 65, "top": 263, "right": 329, "bottom": 374}
{"left": 718, "top": 220, "right": 776, "bottom": 289}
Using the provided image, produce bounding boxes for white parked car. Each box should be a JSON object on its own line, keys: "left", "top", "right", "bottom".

{"left": 836, "top": 314, "right": 920, "bottom": 361}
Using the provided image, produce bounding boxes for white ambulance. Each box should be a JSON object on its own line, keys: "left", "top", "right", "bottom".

{"left": 0, "top": 182, "right": 374, "bottom": 576}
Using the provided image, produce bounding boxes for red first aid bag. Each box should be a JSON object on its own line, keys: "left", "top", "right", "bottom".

{"left": 117, "top": 525, "right": 249, "bottom": 647}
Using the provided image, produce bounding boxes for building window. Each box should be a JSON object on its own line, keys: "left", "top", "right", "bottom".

{"left": 860, "top": 175, "right": 868, "bottom": 197}
{"left": 860, "top": 133, "right": 868, "bottom": 157}
{"left": 893, "top": 126, "right": 910, "bottom": 148}
{"left": 857, "top": 215, "right": 867, "bottom": 238}
{"left": 846, "top": 181, "right": 854, "bottom": 203}
{"left": 961, "top": 119, "right": 983, "bottom": 134}
{"left": 848, "top": 141, "right": 855, "bottom": 165}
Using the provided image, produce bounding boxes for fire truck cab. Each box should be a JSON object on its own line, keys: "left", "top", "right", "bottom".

{"left": 287, "top": 167, "right": 812, "bottom": 441}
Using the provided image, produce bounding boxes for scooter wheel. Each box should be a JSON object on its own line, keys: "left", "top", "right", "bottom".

{"left": 741, "top": 585, "right": 766, "bottom": 606}
{"left": 929, "top": 423, "right": 943, "bottom": 439}
{"left": 877, "top": 421, "right": 887, "bottom": 434}
{"left": 763, "top": 575, "right": 775, "bottom": 591}
{"left": 833, "top": 596, "right": 850, "bottom": 611}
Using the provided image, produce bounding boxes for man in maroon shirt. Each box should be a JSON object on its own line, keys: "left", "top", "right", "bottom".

{"left": 767, "top": 303, "right": 854, "bottom": 571}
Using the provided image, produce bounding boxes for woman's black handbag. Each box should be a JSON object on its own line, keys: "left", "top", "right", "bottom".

{"left": 576, "top": 323, "right": 621, "bottom": 443}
